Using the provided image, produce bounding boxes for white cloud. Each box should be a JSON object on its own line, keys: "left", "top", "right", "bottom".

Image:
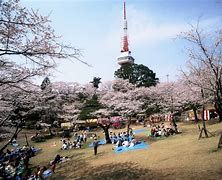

{"left": 116, "top": 5, "right": 222, "bottom": 46}
{"left": 127, "top": 5, "right": 188, "bottom": 45}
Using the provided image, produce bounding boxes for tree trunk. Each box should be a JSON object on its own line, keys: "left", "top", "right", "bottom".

{"left": 126, "top": 117, "right": 131, "bottom": 136}
{"left": 143, "top": 117, "right": 146, "bottom": 127}
{"left": 172, "top": 115, "right": 178, "bottom": 133}
{"left": 98, "top": 124, "right": 111, "bottom": 144}
{"left": 0, "top": 125, "right": 22, "bottom": 154}
{"left": 218, "top": 133, "right": 222, "bottom": 149}
{"left": 0, "top": 115, "right": 11, "bottom": 127}
{"left": 215, "top": 100, "right": 222, "bottom": 122}
{"left": 25, "top": 133, "right": 29, "bottom": 147}
{"left": 215, "top": 79, "right": 222, "bottom": 122}
{"left": 192, "top": 107, "right": 199, "bottom": 123}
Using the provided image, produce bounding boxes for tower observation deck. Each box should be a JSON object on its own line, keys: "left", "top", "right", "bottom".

{"left": 117, "top": 0, "right": 135, "bottom": 66}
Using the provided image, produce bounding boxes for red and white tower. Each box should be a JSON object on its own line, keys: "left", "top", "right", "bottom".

{"left": 117, "top": 0, "right": 135, "bottom": 66}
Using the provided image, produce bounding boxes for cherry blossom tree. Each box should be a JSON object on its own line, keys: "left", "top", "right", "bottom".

{"left": 51, "top": 81, "right": 84, "bottom": 123}
{"left": 94, "top": 109, "right": 113, "bottom": 144}
{"left": 172, "top": 78, "right": 203, "bottom": 122}
{"left": 99, "top": 80, "right": 113, "bottom": 92}
{"left": 96, "top": 78, "right": 206, "bottom": 139}
{"left": 99, "top": 79, "right": 144, "bottom": 135}
{"left": 0, "top": 84, "right": 40, "bottom": 153}
{"left": 0, "top": 0, "right": 86, "bottom": 150}
{"left": 147, "top": 82, "right": 184, "bottom": 131}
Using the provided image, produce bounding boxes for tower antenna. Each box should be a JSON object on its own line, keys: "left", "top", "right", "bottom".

{"left": 122, "top": 0, "right": 129, "bottom": 52}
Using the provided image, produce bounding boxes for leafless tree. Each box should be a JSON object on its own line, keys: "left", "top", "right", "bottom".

{"left": 0, "top": 0, "right": 87, "bottom": 90}
{"left": 180, "top": 21, "right": 222, "bottom": 122}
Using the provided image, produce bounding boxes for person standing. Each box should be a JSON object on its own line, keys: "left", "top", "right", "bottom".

{"left": 93, "top": 139, "right": 99, "bottom": 155}
{"left": 83, "top": 131, "right": 87, "bottom": 143}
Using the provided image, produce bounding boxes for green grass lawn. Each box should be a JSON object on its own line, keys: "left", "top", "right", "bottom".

{"left": 2, "top": 122, "right": 222, "bottom": 179}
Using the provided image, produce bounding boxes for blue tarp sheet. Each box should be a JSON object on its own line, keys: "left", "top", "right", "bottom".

{"left": 133, "top": 129, "right": 147, "bottom": 134}
{"left": 114, "top": 141, "right": 149, "bottom": 154}
{"left": 42, "top": 169, "right": 53, "bottom": 178}
{"left": 88, "top": 129, "right": 147, "bottom": 148}
{"left": 32, "top": 147, "right": 42, "bottom": 153}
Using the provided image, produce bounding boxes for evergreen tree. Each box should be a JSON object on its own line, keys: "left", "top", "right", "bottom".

{"left": 114, "top": 64, "right": 159, "bottom": 87}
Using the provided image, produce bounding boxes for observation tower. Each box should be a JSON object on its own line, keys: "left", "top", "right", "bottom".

{"left": 117, "top": 0, "right": 135, "bottom": 66}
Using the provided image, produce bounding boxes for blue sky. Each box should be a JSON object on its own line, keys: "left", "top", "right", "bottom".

{"left": 22, "top": 0, "right": 222, "bottom": 84}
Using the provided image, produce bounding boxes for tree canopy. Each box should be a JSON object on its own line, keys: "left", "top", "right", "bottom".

{"left": 78, "top": 94, "right": 103, "bottom": 120}
{"left": 114, "top": 64, "right": 159, "bottom": 87}
{"left": 0, "top": 0, "right": 83, "bottom": 152}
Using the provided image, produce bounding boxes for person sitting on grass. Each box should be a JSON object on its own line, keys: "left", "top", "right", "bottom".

{"left": 91, "top": 133, "right": 97, "bottom": 140}
{"left": 79, "top": 133, "right": 84, "bottom": 143}
{"left": 76, "top": 141, "right": 82, "bottom": 149}
{"left": 61, "top": 140, "right": 68, "bottom": 150}
{"left": 73, "top": 133, "right": 78, "bottom": 142}
{"left": 50, "top": 154, "right": 70, "bottom": 172}
{"left": 130, "top": 138, "right": 141, "bottom": 147}
{"left": 162, "top": 128, "right": 169, "bottom": 137}
{"left": 115, "top": 139, "right": 122, "bottom": 148}
{"left": 122, "top": 132, "right": 128, "bottom": 141}
{"left": 150, "top": 122, "right": 178, "bottom": 138}
{"left": 72, "top": 141, "right": 77, "bottom": 148}
{"left": 129, "top": 128, "right": 134, "bottom": 137}
{"left": 38, "top": 166, "right": 49, "bottom": 179}
{"left": 129, "top": 140, "right": 135, "bottom": 148}
{"left": 122, "top": 140, "right": 129, "bottom": 147}
{"left": 66, "top": 139, "right": 72, "bottom": 149}
{"left": 111, "top": 133, "right": 118, "bottom": 144}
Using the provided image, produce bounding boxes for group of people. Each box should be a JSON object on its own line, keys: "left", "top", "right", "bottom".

{"left": 61, "top": 131, "right": 88, "bottom": 150}
{"left": 24, "top": 151, "right": 70, "bottom": 179}
{"left": 0, "top": 145, "right": 40, "bottom": 179}
{"left": 150, "top": 123, "right": 177, "bottom": 137}
{"left": 109, "top": 130, "right": 140, "bottom": 149}
{"left": 26, "top": 154, "right": 69, "bottom": 179}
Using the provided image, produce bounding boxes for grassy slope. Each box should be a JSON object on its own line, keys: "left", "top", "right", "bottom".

{"left": 12, "top": 122, "right": 222, "bottom": 179}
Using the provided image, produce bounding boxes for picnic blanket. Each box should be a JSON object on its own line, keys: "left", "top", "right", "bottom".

{"left": 42, "top": 169, "right": 53, "bottom": 179}
{"left": 114, "top": 141, "right": 149, "bottom": 154}
{"left": 88, "top": 129, "right": 148, "bottom": 148}
{"left": 133, "top": 129, "right": 147, "bottom": 134}
{"left": 88, "top": 139, "right": 106, "bottom": 147}
{"left": 32, "top": 147, "right": 42, "bottom": 153}
{"left": 12, "top": 143, "right": 19, "bottom": 147}
{"left": 147, "top": 130, "right": 151, "bottom": 136}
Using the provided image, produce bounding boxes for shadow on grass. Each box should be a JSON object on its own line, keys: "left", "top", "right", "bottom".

{"left": 139, "top": 134, "right": 170, "bottom": 144}
{"left": 209, "top": 147, "right": 222, "bottom": 153}
{"left": 51, "top": 161, "right": 164, "bottom": 180}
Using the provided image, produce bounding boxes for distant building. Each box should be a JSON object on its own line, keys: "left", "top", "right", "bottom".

{"left": 184, "top": 104, "right": 218, "bottom": 121}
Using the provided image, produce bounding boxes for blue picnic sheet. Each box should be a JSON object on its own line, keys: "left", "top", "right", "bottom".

{"left": 133, "top": 129, "right": 147, "bottom": 134}
{"left": 88, "top": 139, "right": 106, "bottom": 147}
{"left": 88, "top": 129, "right": 147, "bottom": 148}
{"left": 42, "top": 169, "right": 53, "bottom": 178}
{"left": 114, "top": 141, "right": 149, "bottom": 154}
{"left": 12, "top": 143, "right": 19, "bottom": 147}
{"left": 32, "top": 147, "right": 42, "bottom": 153}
